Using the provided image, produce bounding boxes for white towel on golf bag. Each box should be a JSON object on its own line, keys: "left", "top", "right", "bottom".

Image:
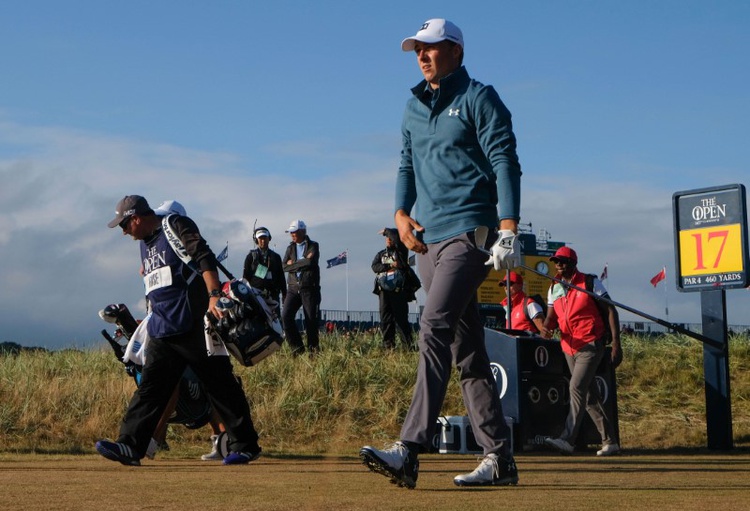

{"left": 123, "top": 313, "right": 151, "bottom": 366}
{"left": 204, "top": 315, "right": 230, "bottom": 357}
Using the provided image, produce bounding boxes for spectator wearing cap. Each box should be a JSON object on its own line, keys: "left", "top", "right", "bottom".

{"left": 96, "top": 195, "right": 262, "bottom": 466}
{"left": 281, "top": 219, "right": 321, "bottom": 355}
{"left": 542, "top": 246, "right": 622, "bottom": 457}
{"left": 499, "top": 271, "right": 545, "bottom": 333}
{"left": 371, "top": 228, "right": 416, "bottom": 350}
{"left": 243, "top": 226, "right": 286, "bottom": 315}
{"left": 153, "top": 200, "right": 187, "bottom": 217}
{"left": 360, "top": 18, "right": 521, "bottom": 488}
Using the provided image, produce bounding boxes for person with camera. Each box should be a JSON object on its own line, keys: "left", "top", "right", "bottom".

{"left": 371, "top": 228, "right": 416, "bottom": 350}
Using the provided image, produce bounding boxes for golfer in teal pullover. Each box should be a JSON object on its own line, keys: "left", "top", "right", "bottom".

{"left": 395, "top": 64, "right": 521, "bottom": 243}
{"left": 361, "top": 18, "right": 522, "bottom": 489}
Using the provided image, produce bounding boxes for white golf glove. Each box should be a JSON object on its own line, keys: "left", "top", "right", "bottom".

{"left": 485, "top": 229, "right": 520, "bottom": 270}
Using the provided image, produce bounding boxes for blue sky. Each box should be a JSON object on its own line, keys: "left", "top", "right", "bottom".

{"left": 2, "top": 1, "right": 749, "bottom": 349}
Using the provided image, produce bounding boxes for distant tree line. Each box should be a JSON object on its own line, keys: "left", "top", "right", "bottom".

{"left": 0, "top": 342, "right": 48, "bottom": 355}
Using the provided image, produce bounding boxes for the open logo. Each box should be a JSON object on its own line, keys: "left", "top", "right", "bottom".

{"left": 490, "top": 362, "right": 509, "bottom": 399}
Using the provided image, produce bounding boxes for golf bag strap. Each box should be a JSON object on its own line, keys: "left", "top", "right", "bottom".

{"left": 161, "top": 214, "right": 200, "bottom": 285}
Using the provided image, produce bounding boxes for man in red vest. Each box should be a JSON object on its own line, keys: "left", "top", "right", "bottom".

{"left": 541, "top": 246, "right": 621, "bottom": 456}
{"left": 500, "top": 271, "right": 544, "bottom": 333}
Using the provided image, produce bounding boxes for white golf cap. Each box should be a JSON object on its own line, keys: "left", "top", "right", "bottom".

{"left": 154, "top": 200, "right": 186, "bottom": 217}
{"left": 286, "top": 219, "right": 307, "bottom": 233}
{"left": 401, "top": 18, "right": 464, "bottom": 51}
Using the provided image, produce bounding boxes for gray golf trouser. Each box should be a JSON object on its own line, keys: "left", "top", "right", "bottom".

{"left": 560, "top": 340, "right": 616, "bottom": 446}
{"left": 400, "top": 232, "right": 512, "bottom": 457}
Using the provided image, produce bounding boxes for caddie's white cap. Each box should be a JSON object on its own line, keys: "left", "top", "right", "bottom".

{"left": 286, "top": 219, "right": 307, "bottom": 233}
{"left": 153, "top": 200, "right": 186, "bottom": 217}
{"left": 401, "top": 18, "right": 464, "bottom": 51}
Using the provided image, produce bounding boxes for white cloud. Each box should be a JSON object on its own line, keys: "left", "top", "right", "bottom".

{"left": 1, "top": 119, "right": 748, "bottom": 349}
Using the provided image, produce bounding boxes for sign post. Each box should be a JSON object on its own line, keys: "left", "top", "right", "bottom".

{"left": 673, "top": 184, "right": 749, "bottom": 450}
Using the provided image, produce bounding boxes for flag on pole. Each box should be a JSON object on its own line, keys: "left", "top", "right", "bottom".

{"left": 650, "top": 266, "right": 666, "bottom": 287}
{"left": 216, "top": 243, "right": 229, "bottom": 262}
{"left": 600, "top": 264, "right": 608, "bottom": 281}
{"left": 326, "top": 250, "right": 348, "bottom": 268}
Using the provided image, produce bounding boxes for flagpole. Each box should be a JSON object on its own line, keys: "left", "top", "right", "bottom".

{"left": 662, "top": 266, "right": 669, "bottom": 319}
{"left": 602, "top": 262, "right": 609, "bottom": 293}
{"left": 346, "top": 248, "right": 349, "bottom": 312}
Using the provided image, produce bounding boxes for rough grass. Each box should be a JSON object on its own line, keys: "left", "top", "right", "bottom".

{"left": 1, "top": 331, "right": 749, "bottom": 455}
{"left": 616, "top": 333, "right": 750, "bottom": 449}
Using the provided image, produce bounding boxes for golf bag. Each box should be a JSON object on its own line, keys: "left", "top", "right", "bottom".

{"left": 99, "top": 303, "right": 212, "bottom": 429}
{"left": 205, "top": 278, "right": 283, "bottom": 367}
{"left": 159, "top": 213, "right": 283, "bottom": 366}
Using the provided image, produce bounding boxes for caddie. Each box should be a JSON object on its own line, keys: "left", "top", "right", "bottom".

{"left": 541, "top": 246, "right": 621, "bottom": 457}
{"left": 96, "top": 195, "right": 261, "bottom": 466}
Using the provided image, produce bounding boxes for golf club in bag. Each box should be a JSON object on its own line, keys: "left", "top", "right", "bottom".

{"left": 99, "top": 303, "right": 213, "bottom": 430}
{"left": 205, "top": 277, "right": 284, "bottom": 366}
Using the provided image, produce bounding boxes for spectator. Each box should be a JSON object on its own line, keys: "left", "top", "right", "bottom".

{"left": 153, "top": 200, "right": 186, "bottom": 217}
{"left": 541, "top": 246, "right": 622, "bottom": 456}
{"left": 243, "top": 226, "right": 286, "bottom": 315}
{"left": 281, "top": 220, "right": 321, "bottom": 355}
{"left": 371, "top": 228, "right": 416, "bottom": 350}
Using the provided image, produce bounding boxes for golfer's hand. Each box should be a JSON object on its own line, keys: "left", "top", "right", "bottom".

{"left": 395, "top": 210, "right": 427, "bottom": 254}
{"left": 485, "top": 230, "right": 520, "bottom": 270}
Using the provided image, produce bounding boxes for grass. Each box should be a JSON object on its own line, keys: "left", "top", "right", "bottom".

{"left": 1, "top": 331, "right": 749, "bottom": 455}
{"left": 2, "top": 453, "right": 750, "bottom": 511}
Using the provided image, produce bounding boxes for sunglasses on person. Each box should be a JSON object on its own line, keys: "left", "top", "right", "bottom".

{"left": 552, "top": 257, "right": 574, "bottom": 265}
{"left": 119, "top": 215, "right": 135, "bottom": 232}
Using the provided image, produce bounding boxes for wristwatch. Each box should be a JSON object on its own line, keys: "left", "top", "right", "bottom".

{"left": 208, "top": 289, "right": 224, "bottom": 298}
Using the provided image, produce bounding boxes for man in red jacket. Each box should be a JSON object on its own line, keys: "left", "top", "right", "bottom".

{"left": 541, "top": 246, "right": 622, "bottom": 456}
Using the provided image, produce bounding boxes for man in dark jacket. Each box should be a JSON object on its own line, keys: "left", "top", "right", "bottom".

{"left": 243, "top": 226, "right": 286, "bottom": 314}
{"left": 372, "top": 228, "right": 415, "bottom": 350}
{"left": 97, "top": 195, "right": 261, "bottom": 466}
{"left": 281, "top": 219, "right": 321, "bottom": 355}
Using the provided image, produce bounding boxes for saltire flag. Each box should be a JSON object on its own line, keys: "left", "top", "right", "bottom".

{"left": 216, "top": 243, "right": 229, "bottom": 262}
{"left": 600, "top": 264, "right": 608, "bottom": 281}
{"left": 408, "top": 254, "right": 416, "bottom": 266}
{"left": 327, "top": 250, "right": 348, "bottom": 268}
{"left": 650, "top": 267, "right": 666, "bottom": 287}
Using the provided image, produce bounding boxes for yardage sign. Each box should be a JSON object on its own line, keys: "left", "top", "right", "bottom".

{"left": 673, "top": 184, "right": 749, "bottom": 291}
